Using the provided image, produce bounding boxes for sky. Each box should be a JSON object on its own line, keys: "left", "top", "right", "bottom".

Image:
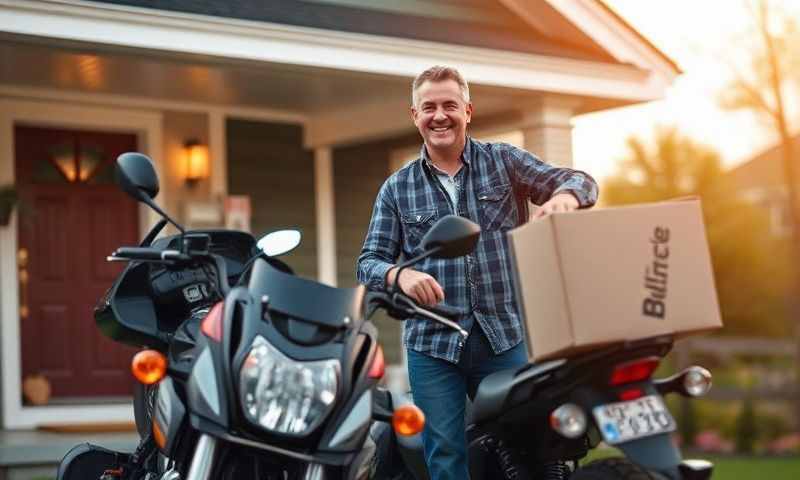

{"left": 572, "top": 0, "right": 800, "bottom": 181}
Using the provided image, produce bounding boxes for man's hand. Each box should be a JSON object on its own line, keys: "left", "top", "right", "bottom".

{"left": 387, "top": 267, "right": 444, "bottom": 307}
{"left": 531, "top": 192, "right": 579, "bottom": 220}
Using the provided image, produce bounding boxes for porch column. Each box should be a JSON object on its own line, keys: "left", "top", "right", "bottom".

{"left": 314, "top": 146, "right": 337, "bottom": 286}
{"left": 209, "top": 111, "right": 227, "bottom": 197}
{"left": 519, "top": 97, "right": 579, "bottom": 168}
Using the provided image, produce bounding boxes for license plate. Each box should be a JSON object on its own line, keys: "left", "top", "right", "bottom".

{"left": 592, "top": 394, "right": 675, "bottom": 445}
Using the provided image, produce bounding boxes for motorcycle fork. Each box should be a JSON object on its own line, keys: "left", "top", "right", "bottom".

{"left": 186, "top": 434, "right": 218, "bottom": 480}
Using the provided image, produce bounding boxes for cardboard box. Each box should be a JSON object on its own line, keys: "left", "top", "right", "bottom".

{"left": 508, "top": 198, "right": 722, "bottom": 361}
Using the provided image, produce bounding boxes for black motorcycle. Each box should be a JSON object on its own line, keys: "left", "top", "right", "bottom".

{"left": 369, "top": 287, "right": 717, "bottom": 477}
{"left": 57, "top": 152, "right": 478, "bottom": 480}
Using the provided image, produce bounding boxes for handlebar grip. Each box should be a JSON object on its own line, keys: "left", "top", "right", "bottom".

{"left": 113, "top": 247, "right": 189, "bottom": 262}
{"left": 114, "top": 247, "right": 163, "bottom": 260}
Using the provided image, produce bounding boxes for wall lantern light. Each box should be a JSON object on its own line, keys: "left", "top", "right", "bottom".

{"left": 184, "top": 139, "right": 209, "bottom": 186}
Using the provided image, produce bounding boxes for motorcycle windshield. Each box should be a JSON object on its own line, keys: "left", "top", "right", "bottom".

{"left": 248, "top": 259, "right": 364, "bottom": 330}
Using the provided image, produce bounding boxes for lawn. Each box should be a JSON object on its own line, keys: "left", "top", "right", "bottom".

{"left": 584, "top": 449, "right": 800, "bottom": 479}
{"left": 706, "top": 455, "right": 800, "bottom": 479}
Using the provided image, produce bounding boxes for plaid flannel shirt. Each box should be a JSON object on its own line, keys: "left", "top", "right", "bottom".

{"left": 357, "top": 137, "right": 598, "bottom": 364}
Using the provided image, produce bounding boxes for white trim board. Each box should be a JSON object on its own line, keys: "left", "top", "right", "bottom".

{"left": 2, "top": 0, "right": 670, "bottom": 103}
{"left": 0, "top": 98, "right": 162, "bottom": 429}
{"left": 0, "top": 85, "right": 307, "bottom": 125}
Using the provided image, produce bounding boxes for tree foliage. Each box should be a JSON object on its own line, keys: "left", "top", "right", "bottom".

{"left": 603, "top": 127, "right": 792, "bottom": 337}
{"left": 718, "top": 0, "right": 800, "bottom": 130}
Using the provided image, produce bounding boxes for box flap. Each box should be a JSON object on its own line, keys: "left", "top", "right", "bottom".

{"left": 508, "top": 217, "right": 573, "bottom": 359}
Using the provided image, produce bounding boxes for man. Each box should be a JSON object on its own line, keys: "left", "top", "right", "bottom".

{"left": 357, "top": 66, "right": 598, "bottom": 479}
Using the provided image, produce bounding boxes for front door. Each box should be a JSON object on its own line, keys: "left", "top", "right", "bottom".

{"left": 15, "top": 125, "right": 140, "bottom": 402}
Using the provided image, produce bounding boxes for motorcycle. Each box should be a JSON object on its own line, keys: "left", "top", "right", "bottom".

{"left": 57, "top": 152, "right": 478, "bottom": 480}
{"left": 368, "top": 274, "right": 717, "bottom": 477}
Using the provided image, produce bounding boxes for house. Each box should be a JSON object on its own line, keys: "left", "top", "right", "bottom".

{"left": 0, "top": 0, "right": 679, "bottom": 430}
{"left": 725, "top": 135, "right": 800, "bottom": 237}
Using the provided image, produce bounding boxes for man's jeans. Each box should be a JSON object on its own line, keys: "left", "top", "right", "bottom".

{"left": 407, "top": 326, "right": 528, "bottom": 480}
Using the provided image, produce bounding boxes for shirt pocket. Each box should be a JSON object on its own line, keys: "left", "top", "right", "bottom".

{"left": 401, "top": 209, "right": 437, "bottom": 252}
{"left": 477, "top": 183, "right": 516, "bottom": 231}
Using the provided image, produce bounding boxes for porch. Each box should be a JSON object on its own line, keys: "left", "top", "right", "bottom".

{"left": 0, "top": 0, "right": 676, "bottom": 431}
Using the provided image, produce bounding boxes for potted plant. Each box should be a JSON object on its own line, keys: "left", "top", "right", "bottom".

{"left": 0, "top": 185, "right": 17, "bottom": 226}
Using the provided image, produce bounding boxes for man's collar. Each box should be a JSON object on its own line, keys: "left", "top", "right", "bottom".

{"left": 420, "top": 136, "right": 472, "bottom": 172}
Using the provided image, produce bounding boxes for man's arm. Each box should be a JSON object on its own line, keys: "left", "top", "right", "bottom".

{"left": 506, "top": 146, "right": 599, "bottom": 210}
{"left": 356, "top": 181, "right": 445, "bottom": 306}
{"left": 357, "top": 181, "right": 402, "bottom": 291}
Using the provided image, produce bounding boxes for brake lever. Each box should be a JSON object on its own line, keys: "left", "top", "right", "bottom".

{"left": 393, "top": 294, "right": 468, "bottom": 338}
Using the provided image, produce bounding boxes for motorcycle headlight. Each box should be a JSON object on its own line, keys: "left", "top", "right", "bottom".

{"left": 239, "top": 335, "right": 339, "bottom": 436}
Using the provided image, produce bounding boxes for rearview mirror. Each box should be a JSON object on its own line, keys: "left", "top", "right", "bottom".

{"left": 257, "top": 230, "right": 302, "bottom": 257}
{"left": 421, "top": 215, "right": 480, "bottom": 259}
{"left": 115, "top": 152, "right": 159, "bottom": 202}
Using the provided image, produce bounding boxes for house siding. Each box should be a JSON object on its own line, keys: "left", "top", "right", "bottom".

{"left": 226, "top": 118, "right": 317, "bottom": 279}
{"left": 334, "top": 136, "right": 418, "bottom": 364}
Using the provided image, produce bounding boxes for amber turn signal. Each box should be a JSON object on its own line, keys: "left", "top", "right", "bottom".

{"left": 392, "top": 404, "right": 425, "bottom": 436}
{"left": 152, "top": 418, "right": 167, "bottom": 450}
{"left": 131, "top": 349, "right": 167, "bottom": 385}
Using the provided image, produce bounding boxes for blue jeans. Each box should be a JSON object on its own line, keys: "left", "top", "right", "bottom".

{"left": 407, "top": 325, "right": 528, "bottom": 480}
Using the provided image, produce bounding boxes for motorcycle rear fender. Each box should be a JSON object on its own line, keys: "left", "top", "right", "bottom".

{"left": 618, "top": 433, "right": 682, "bottom": 476}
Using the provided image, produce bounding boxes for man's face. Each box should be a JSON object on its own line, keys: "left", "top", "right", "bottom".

{"left": 411, "top": 79, "right": 473, "bottom": 153}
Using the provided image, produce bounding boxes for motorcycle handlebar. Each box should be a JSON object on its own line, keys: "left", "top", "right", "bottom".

{"left": 111, "top": 246, "right": 191, "bottom": 262}
{"left": 368, "top": 291, "right": 468, "bottom": 339}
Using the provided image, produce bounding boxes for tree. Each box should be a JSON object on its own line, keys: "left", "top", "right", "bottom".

{"left": 718, "top": 0, "right": 800, "bottom": 428}
{"left": 603, "top": 127, "right": 791, "bottom": 337}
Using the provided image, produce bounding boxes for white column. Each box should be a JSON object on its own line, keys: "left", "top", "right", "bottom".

{"left": 208, "top": 110, "right": 227, "bottom": 198}
{"left": 519, "top": 97, "right": 579, "bottom": 168}
{"left": 314, "top": 147, "right": 337, "bottom": 286}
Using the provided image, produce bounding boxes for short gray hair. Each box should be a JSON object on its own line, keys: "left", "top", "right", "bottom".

{"left": 411, "top": 65, "right": 470, "bottom": 106}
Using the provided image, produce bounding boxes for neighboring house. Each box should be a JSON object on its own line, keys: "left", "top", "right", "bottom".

{"left": 0, "top": 0, "right": 679, "bottom": 429}
{"left": 725, "top": 135, "right": 800, "bottom": 237}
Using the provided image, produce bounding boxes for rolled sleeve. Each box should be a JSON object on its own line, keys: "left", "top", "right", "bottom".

{"left": 508, "top": 146, "right": 598, "bottom": 208}
{"left": 356, "top": 181, "right": 401, "bottom": 291}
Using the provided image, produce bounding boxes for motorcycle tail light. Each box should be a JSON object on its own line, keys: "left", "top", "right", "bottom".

{"left": 609, "top": 357, "right": 660, "bottom": 386}
{"left": 549, "top": 403, "right": 587, "bottom": 439}
{"left": 131, "top": 349, "right": 167, "bottom": 385}
{"left": 201, "top": 302, "right": 224, "bottom": 342}
{"left": 393, "top": 404, "right": 425, "bottom": 436}
{"left": 618, "top": 387, "right": 644, "bottom": 401}
{"left": 682, "top": 366, "right": 712, "bottom": 397}
{"left": 368, "top": 345, "right": 385, "bottom": 379}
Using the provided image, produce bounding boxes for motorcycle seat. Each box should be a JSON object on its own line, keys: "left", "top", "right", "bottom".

{"left": 470, "top": 359, "right": 565, "bottom": 425}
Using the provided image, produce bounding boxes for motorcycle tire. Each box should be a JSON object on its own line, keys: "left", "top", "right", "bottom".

{"left": 569, "top": 458, "right": 668, "bottom": 480}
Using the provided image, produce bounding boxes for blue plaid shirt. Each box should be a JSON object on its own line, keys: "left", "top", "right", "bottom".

{"left": 357, "top": 137, "right": 598, "bottom": 364}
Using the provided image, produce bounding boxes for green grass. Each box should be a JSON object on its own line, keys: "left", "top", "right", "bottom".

{"left": 584, "top": 448, "right": 800, "bottom": 479}
{"left": 706, "top": 455, "right": 800, "bottom": 480}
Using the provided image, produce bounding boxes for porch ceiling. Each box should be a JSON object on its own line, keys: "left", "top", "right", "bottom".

{"left": 0, "top": 35, "right": 535, "bottom": 120}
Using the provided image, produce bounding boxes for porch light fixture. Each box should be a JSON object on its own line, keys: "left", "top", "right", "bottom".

{"left": 184, "top": 139, "right": 209, "bottom": 186}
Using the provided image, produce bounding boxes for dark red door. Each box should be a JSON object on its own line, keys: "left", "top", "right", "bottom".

{"left": 15, "top": 125, "right": 140, "bottom": 401}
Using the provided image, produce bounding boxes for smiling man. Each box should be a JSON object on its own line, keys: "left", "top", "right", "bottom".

{"left": 357, "top": 66, "right": 598, "bottom": 479}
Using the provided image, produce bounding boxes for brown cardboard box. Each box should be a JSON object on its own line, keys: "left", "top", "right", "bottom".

{"left": 508, "top": 198, "right": 722, "bottom": 362}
